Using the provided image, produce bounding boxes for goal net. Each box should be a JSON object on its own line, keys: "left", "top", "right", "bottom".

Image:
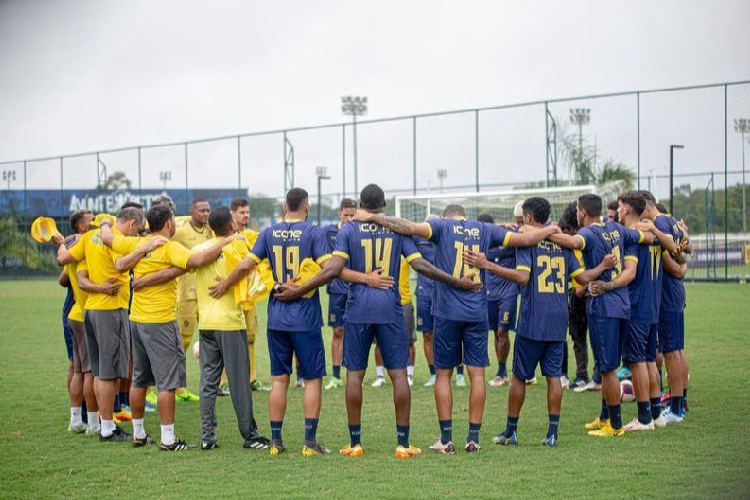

{"left": 394, "top": 182, "right": 626, "bottom": 223}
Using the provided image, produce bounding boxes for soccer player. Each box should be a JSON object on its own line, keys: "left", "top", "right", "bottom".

{"left": 351, "top": 202, "right": 559, "bottom": 453}
{"left": 466, "top": 197, "right": 613, "bottom": 447}
{"left": 477, "top": 214, "right": 517, "bottom": 388}
{"left": 323, "top": 198, "right": 357, "bottom": 390}
{"left": 56, "top": 207, "right": 158, "bottom": 441}
{"left": 414, "top": 219, "right": 438, "bottom": 387}
{"left": 606, "top": 200, "right": 619, "bottom": 223}
{"left": 102, "top": 204, "right": 242, "bottom": 450}
{"left": 172, "top": 198, "right": 213, "bottom": 401}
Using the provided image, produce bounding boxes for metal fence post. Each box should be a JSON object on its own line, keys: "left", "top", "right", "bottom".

{"left": 724, "top": 85, "right": 728, "bottom": 280}
{"left": 412, "top": 116, "right": 417, "bottom": 195}
{"left": 137, "top": 147, "right": 142, "bottom": 195}
{"left": 342, "top": 125, "right": 346, "bottom": 199}
{"left": 237, "top": 135, "right": 242, "bottom": 197}
{"left": 475, "top": 110, "right": 480, "bottom": 192}
{"left": 184, "top": 143, "right": 189, "bottom": 211}
{"left": 637, "top": 91, "right": 641, "bottom": 189}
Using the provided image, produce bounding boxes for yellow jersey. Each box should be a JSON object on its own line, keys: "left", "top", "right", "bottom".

{"left": 241, "top": 228, "right": 259, "bottom": 248}
{"left": 65, "top": 261, "right": 88, "bottom": 322}
{"left": 194, "top": 237, "right": 245, "bottom": 331}
{"left": 112, "top": 234, "right": 192, "bottom": 323}
{"left": 172, "top": 219, "right": 214, "bottom": 302}
{"left": 67, "top": 227, "right": 130, "bottom": 310}
{"left": 399, "top": 258, "right": 412, "bottom": 305}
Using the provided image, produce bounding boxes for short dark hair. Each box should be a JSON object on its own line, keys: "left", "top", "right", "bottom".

{"left": 607, "top": 200, "right": 619, "bottom": 212}
{"left": 146, "top": 204, "right": 174, "bottom": 232}
{"left": 655, "top": 203, "right": 668, "bottom": 214}
{"left": 521, "top": 197, "right": 551, "bottom": 224}
{"left": 559, "top": 201, "right": 579, "bottom": 234}
{"left": 208, "top": 206, "right": 233, "bottom": 236}
{"left": 230, "top": 198, "right": 249, "bottom": 211}
{"left": 359, "top": 184, "right": 386, "bottom": 211}
{"left": 477, "top": 213, "right": 494, "bottom": 224}
{"left": 442, "top": 204, "right": 466, "bottom": 217}
{"left": 69, "top": 209, "right": 92, "bottom": 232}
{"left": 577, "top": 193, "right": 602, "bottom": 217}
{"left": 190, "top": 198, "right": 209, "bottom": 209}
{"left": 617, "top": 191, "right": 646, "bottom": 217}
{"left": 120, "top": 201, "right": 143, "bottom": 210}
{"left": 639, "top": 190, "right": 657, "bottom": 205}
{"left": 285, "top": 188, "right": 308, "bottom": 211}
{"left": 117, "top": 206, "right": 144, "bottom": 225}
{"left": 340, "top": 198, "right": 357, "bottom": 210}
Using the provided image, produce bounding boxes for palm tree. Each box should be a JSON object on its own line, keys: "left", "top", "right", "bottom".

{"left": 558, "top": 122, "right": 635, "bottom": 189}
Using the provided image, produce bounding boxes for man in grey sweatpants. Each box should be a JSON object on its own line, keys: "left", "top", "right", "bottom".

{"left": 193, "top": 206, "right": 269, "bottom": 450}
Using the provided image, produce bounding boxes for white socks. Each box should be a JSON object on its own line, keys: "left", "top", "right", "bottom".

{"left": 407, "top": 365, "right": 415, "bottom": 377}
{"left": 161, "top": 424, "right": 175, "bottom": 446}
{"left": 70, "top": 407, "right": 82, "bottom": 426}
{"left": 101, "top": 419, "right": 116, "bottom": 437}
{"left": 87, "top": 412, "right": 100, "bottom": 432}
{"left": 132, "top": 418, "right": 146, "bottom": 439}
{"left": 376, "top": 366, "right": 385, "bottom": 378}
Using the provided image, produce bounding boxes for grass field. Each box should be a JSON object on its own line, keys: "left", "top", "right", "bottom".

{"left": 1, "top": 281, "right": 749, "bottom": 499}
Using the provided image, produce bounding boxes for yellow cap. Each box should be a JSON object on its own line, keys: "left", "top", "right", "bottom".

{"left": 91, "top": 213, "right": 115, "bottom": 228}
{"left": 30, "top": 217, "right": 59, "bottom": 243}
{"left": 296, "top": 258, "right": 322, "bottom": 299}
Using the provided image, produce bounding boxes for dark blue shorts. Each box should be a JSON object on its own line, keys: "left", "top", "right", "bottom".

{"left": 588, "top": 315, "right": 626, "bottom": 373}
{"left": 416, "top": 295, "right": 434, "bottom": 333}
{"left": 343, "top": 321, "right": 409, "bottom": 371}
{"left": 487, "top": 296, "right": 517, "bottom": 332}
{"left": 433, "top": 317, "right": 489, "bottom": 369}
{"left": 63, "top": 290, "right": 75, "bottom": 361}
{"left": 327, "top": 293, "right": 347, "bottom": 328}
{"left": 623, "top": 321, "right": 658, "bottom": 364}
{"left": 512, "top": 336, "right": 565, "bottom": 380}
{"left": 658, "top": 310, "right": 685, "bottom": 353}
{"left": 267, "top": 328, "right": 326, "bottom": 380}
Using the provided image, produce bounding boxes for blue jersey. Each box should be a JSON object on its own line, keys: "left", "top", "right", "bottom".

{"left": 250, "top": 220, "right": 330, "bottom": 331}
{"left": 654, "top": 214, "right": 686, "bottom": 312}
{"left": 515, "top": 241, "right": 583, "bottom": 341}
{"left": 577, "top": 220, "right": 643, "bottom": 319}
{"left": 625, "top": 235, "right": 663, "bottom": 324}
{"left": 485, "top": 244, "right": 518, "bottom": 301}
{"left": 427, "top": 218, "right": 510, "bottom": 322}
{"left": 414, "top": 236, "right": 435, "bottom": 299}
{"left": 333, "top": 221, "right": 421, "bottom": 324}
{"left": 324, "top": 223, "right": 349, "bottom": 295}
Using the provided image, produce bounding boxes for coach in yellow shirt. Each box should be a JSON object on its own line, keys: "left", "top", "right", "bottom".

{"left": 101, "top": 204, "right": 239, "bottom": 450}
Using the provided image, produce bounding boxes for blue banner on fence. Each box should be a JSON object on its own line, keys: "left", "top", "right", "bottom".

{"left": 0, "top": 188, "right": 248, "bottom": 217}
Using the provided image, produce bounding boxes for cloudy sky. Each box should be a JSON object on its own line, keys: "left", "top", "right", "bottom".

{"left": 1, "top": 0, "right": 748, "bottom": 199}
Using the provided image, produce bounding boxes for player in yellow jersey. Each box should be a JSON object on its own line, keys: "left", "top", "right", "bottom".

{"left": 171, "top": 198, "right": 213, "bottom": 401}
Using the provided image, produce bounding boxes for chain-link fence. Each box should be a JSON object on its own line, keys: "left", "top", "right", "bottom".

{"left": 1, "top": 80, "right": 749, "bottom": 280}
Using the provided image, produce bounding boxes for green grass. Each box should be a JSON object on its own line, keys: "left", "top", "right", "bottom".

{"left": 1, "top": 281, "right": 749, "bottom": 499}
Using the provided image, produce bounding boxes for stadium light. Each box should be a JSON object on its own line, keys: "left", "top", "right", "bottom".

{"left": 2, "top": 169, "right": 16, "bottom": 191}
{"left": 669, "top": 145, "right": 684, "bottom": 215}
{"left": 159, "top": 170, "right": 172, "bottom": 190}
{"left": 437, "top": 169, "right": 447, "bottom": 193}
{"left": 342, "top": 95, "right": 368, "bottom": 196}
{"left": 316, "top": 166, "right": 331, "bottom": 227}
{"left": 733, "top": 118, "right": 749, "bottom": 233}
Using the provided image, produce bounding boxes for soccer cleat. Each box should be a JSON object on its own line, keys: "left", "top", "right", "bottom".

{"left": 146, "top": 391, "right": 158, "bottom": 404}
{"left": 525, "top": 377, "right": 538, "bottom": 386}
{"left": 243, "top": 436, "right": 271, "bottom": 449}
{"left": 571, "top": 377, "right": 589, "bottom": 391}
{"left": 653, "top": 414, "right": 666, "bottom": 428}
{"left": 541, "top": 435, "right": 558, "bottom": 447}
{"left": 408, "top": 375, "right": 414, "bottom": 387}
{"left": 584, "top": 418, "right": 608, "bottom": 431}
{"left": 99, "top": 426, "right": 131, "bottom": 442}
{"left": 371, "top": 376, "right": 386, "bottom": 388}
{"left": 464, "top": 441, "right": 481, "bottom": 453}
{"left": 617, "top": 366, "right": 632, "bottom": 380}
{"left": 424, "top": 375, "right": 436, "bottom": 387}
{"left": 269, "top": 440, "right": 286, "bottom": 456}
{"left": 114, "top": 410, "right": 132, "bottom": 422}
{"left": 160, "top": 438, "right": 195, "bottom": 451}
{"left": 295, "top": 378, "right": 305, "bottom": 389}
{"left": 623, "top": 418, "right": 655, "bottom": 432}
{"left": 85, "top": 427, "right": 100, "bottom": 437}
{"left": 455, "top": 374, "right": 466, "bottom": 387}
{"left": 218, "top": 383, "right": 231, "bottom": 396}
{"left": 660, "top": 409, "right": 684, "bottom": 424}
{"left": 428, "top": 439, "right": 456, "bottom": 454}
{"left": 68, "top": 422, "right": 88, "bottom": 434}
{"left": 561, "top": 376, "right": 570, "bottom": 389}
{"left": 489, "top": 376, "right": 509, "bottom": 387}
{"left": 201, "top": 441, "right": 219, "bottom": 451}
{"left": 574, "top": 380, "right": 597, "bottom": 393}
{"left": 324, "top": 377, "right": 344, "bottom": 390}
{"left": 493, "top": 431, "right": 517, "bottom": 446}
{"left": 301, "top": 442, "right": 332, "bottom": 457}
{"left": 395, "top": 445, "right": 422, "bottom": 459}
{"left": 175, "top": 390, "right": 200, "bottom": 402}
{"left": 132, "top": 434, "right": 154, "bottom": 447}
{"left": 587, "top": 421, "right": 625, "bottom": 437}
{"left": 339, "top": 444, "right": 364, "bottom": 457}
{"left": 144, "top": 402, "right": 157, "bottom": 413}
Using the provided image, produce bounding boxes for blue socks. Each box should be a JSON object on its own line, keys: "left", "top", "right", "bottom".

{"left": 467, "top": 422, "right": 481, "bottom": 444}
{"left": 349, "top": 424, "right": 361, "bottom": 447}
{"left": 650, "top": 397, "right": 662, "bottom": 420}
{"left": 270, "top": 420, "right": 283, "bottom": 442}
{"left": 439, "top": 419, "right": 452, "bottom": 444}
{"left": 304, "top": 418, "right": 319, "bottom": 445}
{"left": 682, "top": 388, "right": 688, "bottom": 413}
{"left": 670, "top": 395, "right": 683, "bottom": 415}
{"left": 119, "top": 392, "right": 129, "bottom": 408}
{"left": 496, "top": 363, "right": 507, "bottom": 377}
{"left": 637, "top": 401, "right": 652, "bottom": 424}
{"left": 608, "top": 404, "right": 622, "bottom": 429}
{"left": 428, "top": 364, "right": 436, "bottom": 376}
{"left": 547, "top": 414, "right": 560, "bottom": 439}
{"left": 505, "top": 416, "right": 519, "bottom": 436}
{"left": 333, "top": 365, "right": 341, "bottom": 379}
{"left": 456, "top": 365, "right": 464, "bottom": 376}
{"left": 599, "top": 399, "right": 609, "bottom": 420}
{"left": 396, "top": 425, "right": 410, "bottom": 447}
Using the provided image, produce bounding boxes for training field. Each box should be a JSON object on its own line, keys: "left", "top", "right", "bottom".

{"left": 0, "top": 281, "right": 748, "bottom": 499}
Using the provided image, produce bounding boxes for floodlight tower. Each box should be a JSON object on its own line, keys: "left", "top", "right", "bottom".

{"left": 160, "top": 170, "right": 172, "bottom": 191}
{"left": 315, "top": 165, "right": 331, "bottom": 226}
{"left": 342, "top": 95, "right": 368, "bottom": 196}
{"left": 437, "top": 169, "right": 447, "bottom": 193}
{"left": 2, "top": 169, "right": 16, "bottom": 191}
{"left": 570, "top": 108, "right": 591, "bottom": 180}
{"left": 734, "top": 118, "right": 749, "bottom": 233}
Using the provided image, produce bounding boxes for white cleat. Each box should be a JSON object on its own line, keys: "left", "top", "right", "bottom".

{"left": 525, "top": 377, "right": 538, "bottom": 386}
{"left": 455, "top": 374, "right": 467, "bottom": 387}
{"left": 623, "top": 417, "right": 655, "bottom": 432}
{"left": 424, "top": 375, "right": 436, "bottom": 387}
{"left": 661, "top": 409, "right": 684, "bottom": 424}
{"left": 488, "top": 376, "right": 508, "bottom": 388}
{"left": 68, "top": 422, "right": 88, "bottom": 434}
{"left": 573, "top": 380, "right": 596, "bottom": 393}
{"left": 371, "top": 376, "right": 386, "bottom": 388}
{"left": 653, "top": 414, "right": 666, "bottom": 428}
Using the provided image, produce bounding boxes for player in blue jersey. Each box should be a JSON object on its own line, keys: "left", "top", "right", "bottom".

{"left": 466, "top": 198, "right": 614, "bottom": 447}
{"left": 323, "top": 198, "right": 357, "bottom": 390}
{"left": 209, "top": 188, "right": 392, "bottom": 457}
{"left": 478, "top": 213, "right": 518, "bottom": 388}
{"left": 414, "top": 221, "right": 439, "bottom": 387}
{"left": 352, "top": 203, "right": 559, "bottom": 453}
{"left": 548, "top": 193, "right": 677, "bottom": 437}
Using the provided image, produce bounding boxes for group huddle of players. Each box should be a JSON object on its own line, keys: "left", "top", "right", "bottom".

{"left": 52, "top": 181, "right": 691, "bottom": 457}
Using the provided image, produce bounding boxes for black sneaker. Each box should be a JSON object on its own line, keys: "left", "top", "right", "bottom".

{"left": 133, "top": 434, "right": 154, "bottom": 447}
{"left": 201, "top": 441, "right": 219, "bottom": 451}
{"left": 99, "top": 426, "right": 131, "bottom": 442}
{"left": 571, "top": 377, "right": 589, "bottom": 390}
{"left": 244, "top": 435, "right": 271, "bottom": 449}
{"left": 160, "top": 438, "right": 195, "bottom": 451}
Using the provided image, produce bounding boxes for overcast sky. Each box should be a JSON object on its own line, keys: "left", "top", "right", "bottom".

{"left": 1, "top": 0, "right": 748, "bottom": 199}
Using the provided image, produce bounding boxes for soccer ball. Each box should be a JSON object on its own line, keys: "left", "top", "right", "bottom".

{"left": 192, "top": 341, "right": 200, "bottom": 359}
{"left": 620, "top": 380, "right": 636, "bottom": 402}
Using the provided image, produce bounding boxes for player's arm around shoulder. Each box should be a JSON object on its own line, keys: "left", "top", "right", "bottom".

{"left": 351, "top": 210, "right": 431, "bottom": 239}
{"left": 507, "top": 224, "right": 560, "bottom": 247}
